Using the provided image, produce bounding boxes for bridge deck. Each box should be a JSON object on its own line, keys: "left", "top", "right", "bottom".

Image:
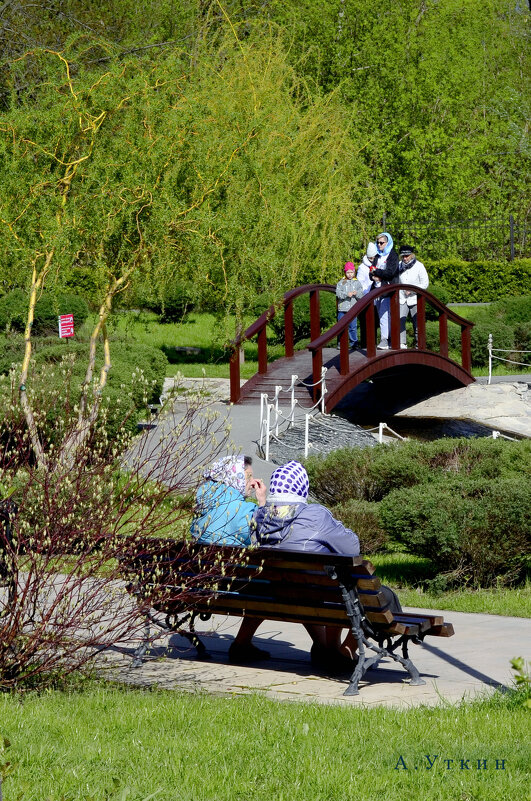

{"left": 239, "top": 346, "right": 369, "bottom": 407}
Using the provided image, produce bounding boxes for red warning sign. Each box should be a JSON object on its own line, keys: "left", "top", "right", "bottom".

{"left": 58, "top": 314, "right": 74, "bottom": 338}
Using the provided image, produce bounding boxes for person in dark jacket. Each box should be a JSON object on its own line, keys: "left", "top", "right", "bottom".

{"left": 369, "top": 231, "right": 399, "bottom": 350}
{"left": 247, "top": 461, "right": 360, "bottom": 671}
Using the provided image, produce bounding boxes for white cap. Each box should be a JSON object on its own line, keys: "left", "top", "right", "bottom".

{"left": 366, "top": 242, "right": 378, "bottom": 259}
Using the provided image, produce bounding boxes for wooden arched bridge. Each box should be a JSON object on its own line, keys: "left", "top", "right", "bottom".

{"left": 230, "top": 284, "right": 475, "bottom": 412}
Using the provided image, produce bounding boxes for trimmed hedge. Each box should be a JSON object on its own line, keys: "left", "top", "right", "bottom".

{"left": 424, "top": 258, "right": 531, "bottom": 303}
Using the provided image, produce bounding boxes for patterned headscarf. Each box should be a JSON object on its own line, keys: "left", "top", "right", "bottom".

{"left": 268, "top": 461, "right": 309, "bottom": 504}
{"left": 204, "top": 456, "right": 247, "bottom": 495}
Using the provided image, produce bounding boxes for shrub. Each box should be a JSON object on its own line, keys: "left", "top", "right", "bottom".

{"left": 425, "top": 283, "right": 452, "bottom": 320}
{"left": 270, "top": 291, "right": 337, "bottom": 345}
{"left": 0, "top": 290, "right": 89, "bottom": 335}
{"left": 379, "top": 477, "right": 531, "bottom": 586}
{"left": 157, "top": 280, "right": 196, "bottom": 322}
{"left": 307, "top": 438, "right": 531, "bottom": 504}
{"left": 0, "top": 288, "right": 27, "bottom": 332}
{"left": 306, "top": 443, "right": 427, "bottom": 504}
{"left": 490, "top": 294, "right": 531, "bottom": 326}
{"left": 330, "top": 499, "right": 388, "bottom": 554}
{"left": 470, "top": 318, "right": 514, "bottom": 367}
{"left": 424, "top": 258, "right": 531, "bottom": 302}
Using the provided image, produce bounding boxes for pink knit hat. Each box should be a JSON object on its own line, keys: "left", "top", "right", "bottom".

{"left": 344, "top": 262, "right": 355, "bottom": 272}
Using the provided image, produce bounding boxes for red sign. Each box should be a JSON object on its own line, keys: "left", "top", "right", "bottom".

{"left": 58, "top": 314, "right": 74, "bottom": 338}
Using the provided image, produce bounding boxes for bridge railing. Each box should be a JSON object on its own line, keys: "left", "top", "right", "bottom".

{"left": 307, "top": 284, "right": 474, "bottom": 399}
{"left": 230, "top": 284, "right": 336, "bottom": 403}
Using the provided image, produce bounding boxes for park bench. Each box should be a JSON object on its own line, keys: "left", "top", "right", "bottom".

{"left": 120, "top": 537, "right": 454, "bottom": 696}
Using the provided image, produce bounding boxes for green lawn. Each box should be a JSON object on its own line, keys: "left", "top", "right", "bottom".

{"left": 371, "top": 553, "right": 531, "bottom": 618}
{"left": 0, "top": 683, "right": 528, "bottom": 801}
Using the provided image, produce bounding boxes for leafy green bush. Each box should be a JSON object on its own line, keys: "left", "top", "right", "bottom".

{"left": 270, "top": 291, "right": 337, "bottom": 344}
{"left": 470, "top": 319, "right": 514, "bottom": 367}
{"left": 0, "top": 290, "right": 89, "bottom": 335}
{"left": 425, "top": 283, "right": 452, "bottom": 320}
{"left": 0, "top": 337, "right": 168, "bottom": 446}
{"left": 0, "top": 288, "right": 27, "bottom": 332}
{"left": 490, "top": 295, "right": 531, "bottom": 326}
{"left": 156, "top": 280, "right": 196, "bottom": 322}
{"left": 330, "top": 499, "right": 388, "bottom": 554}
{"left": 425, "top": 259, "right": 531, "bottom": 303}
{"left": 307, "top": 439, "right": 531, "bottom": 507}
{"left": 379, "top": 477, "right": 531, "bottom": 586}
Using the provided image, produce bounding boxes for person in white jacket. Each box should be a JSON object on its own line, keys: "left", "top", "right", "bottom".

{"left": 356, "top": 242, "right": 378, "bottom": 295}
{"left": 398, "top": 244, "right": 429, "bottom": 348}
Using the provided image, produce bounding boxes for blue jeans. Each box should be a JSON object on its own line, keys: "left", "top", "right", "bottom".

{"left": 338, "top": 311, "right": 358, "bottom": 345}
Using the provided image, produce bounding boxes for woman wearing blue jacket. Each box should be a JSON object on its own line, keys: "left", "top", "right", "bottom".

{"left": 190, "top": 455, "right": 262, "bottom": 546}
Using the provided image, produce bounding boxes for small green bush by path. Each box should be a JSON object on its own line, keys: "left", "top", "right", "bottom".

{"left": 379, "top": 477, "right": 530, "bottom": 587}
{"left": 306, "top": 439, "right": 531, "bottom": 587}
{"left": 330, "top": 499, "right": 388, "bottom": 553}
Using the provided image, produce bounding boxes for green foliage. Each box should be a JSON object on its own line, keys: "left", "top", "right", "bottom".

{"left": 470, "top": 318, "right": 515, "bottom": 368}
{"left": 0, "top": 336, "right": 167, "bottom": 445}
{"left": 425, "top": 259, "right": 531, "bottom": 302}
{"left": 0, "top": 289, "right": 27, "bottom": 332}
{"left": 330, "top": 499, "right": 388, "bottom": 554}
{"left": 379, "top": 477, "right": 531, "bottom": 587}
{"left": 0, "top": 290, "right": 89, "bottom": 335}
{"left": 307, "top": 439, "right": 531, "bottom": 586}
{"left": 510, "top": 657, "right": 531, "bottom": 709}
{"left": 425, "top": 283, "right": 452, "bottom": 320}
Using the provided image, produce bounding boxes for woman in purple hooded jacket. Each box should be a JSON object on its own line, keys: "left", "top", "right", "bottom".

{"left": 230, "top": 461, "right": 360, "bottom": 671}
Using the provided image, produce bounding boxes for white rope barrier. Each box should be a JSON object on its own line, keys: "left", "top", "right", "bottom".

{"left": 488, "top": 334, "right": 531, "bottom": 384}
{"left": 258, "top": 368, "right": 328, "bottom": 460}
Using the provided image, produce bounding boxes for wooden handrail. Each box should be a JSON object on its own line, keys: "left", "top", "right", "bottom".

{"left": 230, "top": 283, "right": 336, "bottom": 402}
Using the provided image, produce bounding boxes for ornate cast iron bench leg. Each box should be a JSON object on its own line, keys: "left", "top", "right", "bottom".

{"left": 330, "top": 567, "right": 426, "bottom": 696}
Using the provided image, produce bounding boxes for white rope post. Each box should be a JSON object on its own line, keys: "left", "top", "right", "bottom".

{"left": 290, "top": 374, "right": 298, "bottom": 428}
{"left": 320, "top": 367, "right": 327, "bottom": 414}
{"left": 488, "top": 333, "right": 493, "bottom": 385}
{"left": 274, "top": 386, "right": 282, "bottom": 436}
{"left": 304, "top": 414, "right": 310, "bottom": 458}
{"left": 265, "top": 403, "right": 272, "bottom": 462}
{"left": 378, "top": 422, "right": 384, "bottom": 443}
{"left": 259, "top": 393, "right": 268, "bottom": 451}
{"left": 492, "top": 430, "right": 499, "bottom": 439}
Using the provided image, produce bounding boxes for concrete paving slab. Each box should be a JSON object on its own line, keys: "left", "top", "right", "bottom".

{"left": 110, "top": 608, "right": 531, "bottom": 708}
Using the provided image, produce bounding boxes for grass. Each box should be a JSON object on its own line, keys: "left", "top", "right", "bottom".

{"left": 0, "top": 682, "right": 528, "bottom": 800}
{"left": 371, "top": 552, "right": 531, "bottom": 618}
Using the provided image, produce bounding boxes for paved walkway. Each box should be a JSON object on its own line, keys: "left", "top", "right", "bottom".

{"left": 114, "top": 608, "right": 531, "bottom": 708}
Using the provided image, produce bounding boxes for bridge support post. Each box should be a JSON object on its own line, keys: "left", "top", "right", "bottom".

{"left": 309, "top": 289, "right": 320, "bottom": 342}
{"left": 339, "top": 327, "right": 349, "bottom": 375}
{"left": 365, "top": 303, "right": 376, "bottom": 358}
{"left": 439, "top": 313, "right": 449, "bottom": 358}
{"left": 416, "top": 295, "right": 426, "bottom": 350}
{"left": 258, "top": 327, "right": 268, "bottom": 374}
{"left": 284, "top": 300, "right": 294, "bottom": 358}
{"left": 389, "top": 289, "right": 400, "bottom": 350}
{"left": 312, "top": 348, "right": 323, "bottom": 404}
{"left": 230, "top": 349, "right": 240, "bottom": 403}
{"left": 461, "top": 325, "right": 472, "bottom": 373}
